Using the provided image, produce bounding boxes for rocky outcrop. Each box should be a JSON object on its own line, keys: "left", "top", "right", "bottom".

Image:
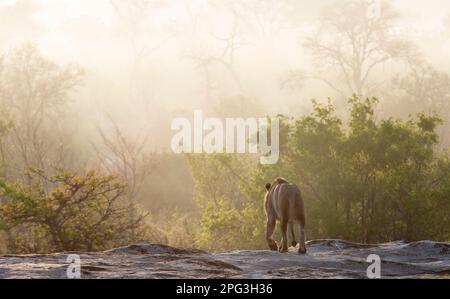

{"left": 0, "top": 240, "right": 448, "bottom": 279}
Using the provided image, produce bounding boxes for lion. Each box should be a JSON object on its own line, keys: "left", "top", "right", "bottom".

{"left": 264, "top": 177, "right": 307, "bottom": 254}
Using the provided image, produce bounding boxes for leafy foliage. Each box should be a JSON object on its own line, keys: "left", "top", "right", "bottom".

{"left": 189, "top": 96, "right": 450, "bottom": 251}
{"left": 0, "top": 168, "right": 148, "bottom": 253}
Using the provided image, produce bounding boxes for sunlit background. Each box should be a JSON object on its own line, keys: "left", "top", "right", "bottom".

{"left": 2, "top": 1, "right": 449, "bottom": 136}
{"left": 0, "top": 0, "right": 449, "bottom": 254}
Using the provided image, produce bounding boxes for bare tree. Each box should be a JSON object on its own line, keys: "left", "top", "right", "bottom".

{"left": 392, "top": 59, "right": 450, "bottom": 145}
{"left": 109, "top": 0, "right": 171, "bottom": 63}
{"left": 284, "top": 0, "right": 418, "bottom": 98}
{"left": 181, "top": 1, "right": 250, "bottom": 115}
{"left": 92, "top": 116, "right": 153, "bottom": 202}
{"left": 222, "top": 0, "right": 292, "bottom": 40}
{"left": 0, "top": 44, "right": 83, "bottom": 180}
{"left": 90, "top": 116, "right": 160, "bottom": 240}
{"left": 109, "top": 0, "right": 173, "bottom": 106}
{"left": 190, "top": 12, "right": 246, "bottom": 90}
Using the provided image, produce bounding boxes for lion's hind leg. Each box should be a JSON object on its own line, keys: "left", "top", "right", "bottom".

{"left": 289, "top": 221, "right": 298, "bottom": 248}
{"left": 278, "top": 220, "right": 289, "bottom": 253}
{"left": 298, "top": 222, "right": 307, "bottom": 254}
{"left": 266, "top": 217, "right": 278, "bottom": 251}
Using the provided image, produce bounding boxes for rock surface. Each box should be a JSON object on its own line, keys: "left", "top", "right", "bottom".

{"left": 0, "top": 240, "right": 448, "bottom": 279}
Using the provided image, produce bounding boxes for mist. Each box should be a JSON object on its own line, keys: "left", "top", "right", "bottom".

{"left": 0, "top": 0, "right": 449, "bottom": 255}
{"left": 2, "top": 1, "right": 449, "bottom": 137}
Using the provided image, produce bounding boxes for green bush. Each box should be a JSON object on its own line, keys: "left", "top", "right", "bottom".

{"left": 189, "top": 96, "right": 450, "bottom": 251}
{"left": 0, "top": 168, "right": 149, "bottom": 253}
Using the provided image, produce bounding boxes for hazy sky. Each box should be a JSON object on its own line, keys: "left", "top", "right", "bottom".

{"left": 2, "top": 1, "right": 449, "bottom": 63}
{"left": 1, "top": 0, "right": 449, "bottom": 148}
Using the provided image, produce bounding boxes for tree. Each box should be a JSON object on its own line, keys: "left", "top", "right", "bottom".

{"left": 210, "top": 0, "right": 292, "bottom": 40}
{"left": 189, "top": 19, "right": 244, "bottom": 94}
{"left": 92, "top": 116, "right": 151, "bottom": 204}
{"left": 392, "top": 61, "right": 450, "bottom": 114}
{"left": 109, "top": 0, "right": 173, "bottom": 105}
{"left": 91, "top": 116, "right": 159, "bottom": 240}
{"left": 284, "top": 0, "right": 417, "bottom": 98}
{"left": 282, "top": 96, "right": 448, "bottom": 242}
{"left": 0, "top": 120, "right": 12, "bottom": 176}
{"left": 188, "top": 95, "right": 449, "bottom": 250}
{"left": 391, "top": 60, "right": 450, "bottom": 145}
{"left": 0, "top": 168, "right": 148, "bottom": 253}
{"left": 187, "top": 153, "right": 257, "bottom": 250}
{"left": 179, "top": 1, "right": 253, "bottom": 115}
{"left": 110, "top": 0, "right": 160, "bottom": 62}
{"left": 0, "top": 43, "right": 84, "bottom": 180}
